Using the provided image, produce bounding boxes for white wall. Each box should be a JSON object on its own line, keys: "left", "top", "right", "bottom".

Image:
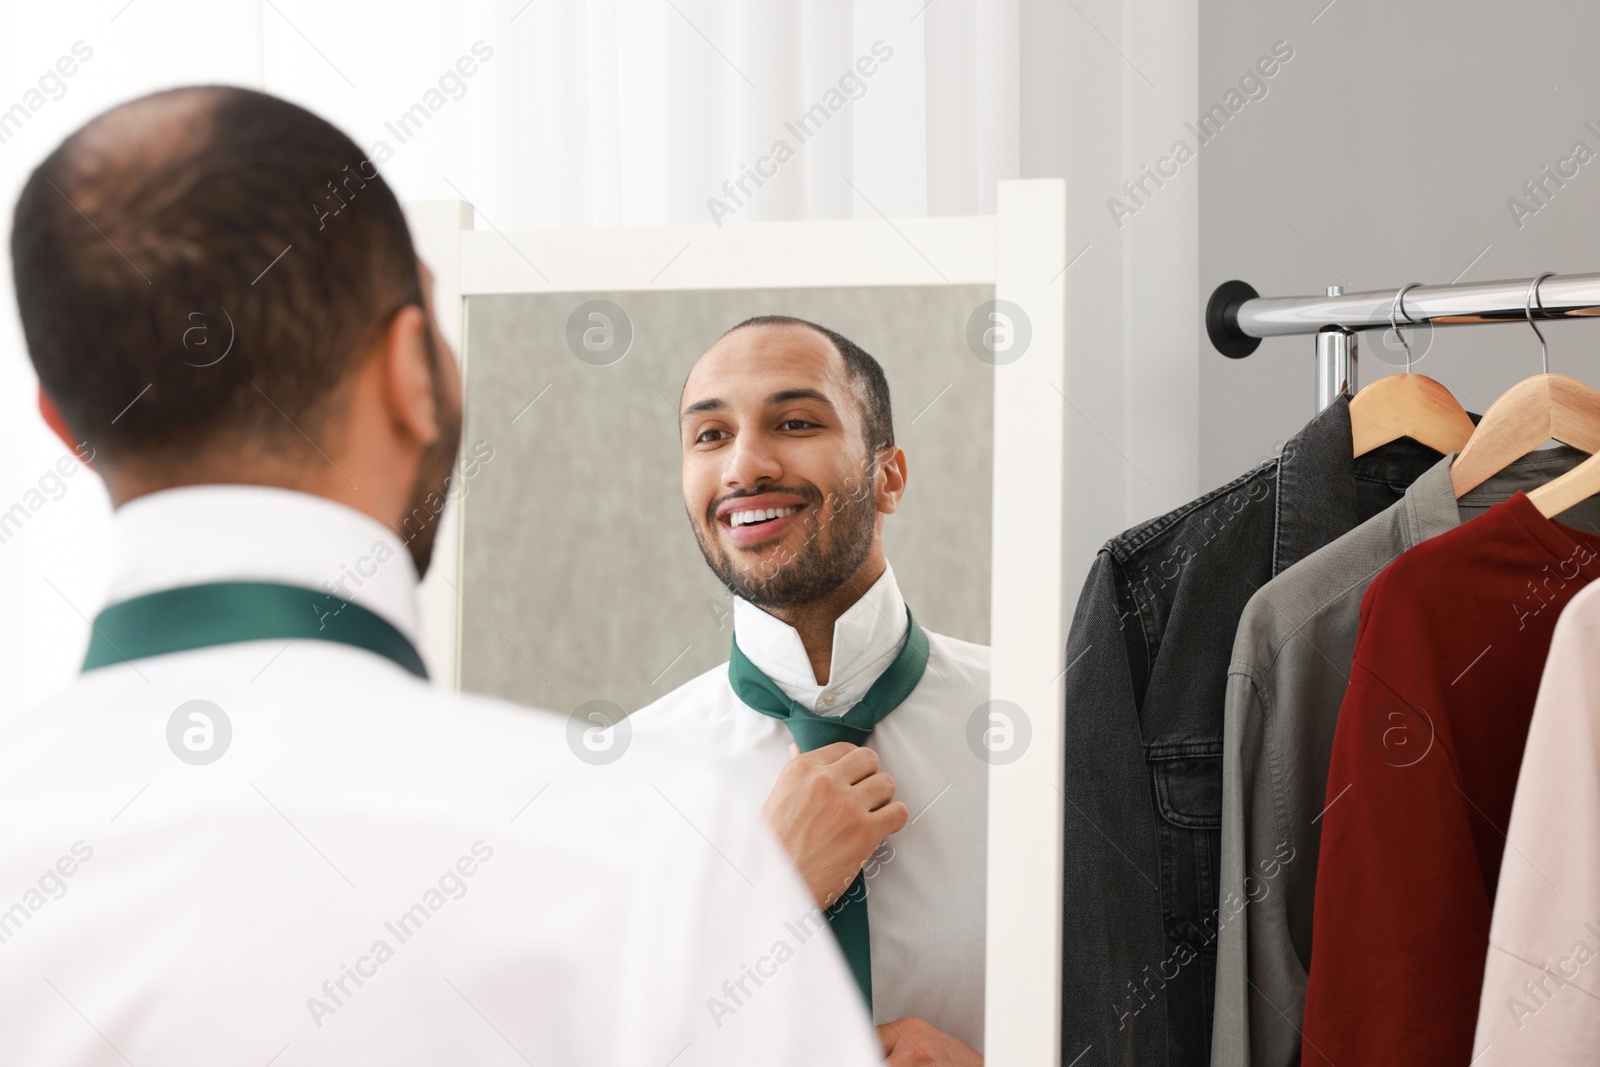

{"left": 1021, "top": 0, "right": 1201, "bottom": 594}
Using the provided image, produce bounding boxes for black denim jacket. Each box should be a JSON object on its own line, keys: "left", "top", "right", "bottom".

{"left": 1059, "top": 397, "right": 1445, "bottom": 1066}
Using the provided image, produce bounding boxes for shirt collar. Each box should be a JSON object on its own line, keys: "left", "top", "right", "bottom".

{"left": 1404, "top": 443, "right": 1598, "bottom": 545}
{"left": 1401, "top": 455, "right": 1464, "bottom": 546}
{"left": 732, "top": 564, "right": 909, "bottom": 716}
{"left": 1273, "top": 394, "right": 1465, "bottom": 576}
{"left": 1272, "top": 394, "right": 1359, "bottom": 576}
{"left": 106, "top": 485, "right": 421, "bottom": 643}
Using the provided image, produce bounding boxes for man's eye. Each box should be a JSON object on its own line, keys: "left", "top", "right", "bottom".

{"left": 779, "top": 419, "right": 814, "bottom": 430}
{"left": 695, "top": 429, "right": 727, "bottom": 444}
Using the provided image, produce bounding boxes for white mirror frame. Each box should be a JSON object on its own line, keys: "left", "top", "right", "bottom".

{"left": 404, "top": 179, "right": 1069, "bottom": 1066}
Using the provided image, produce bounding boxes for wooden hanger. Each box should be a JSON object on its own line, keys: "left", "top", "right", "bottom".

{"left": 1450, "top": 374, "right": 1600, "bottom": 494}
{"left": 1351, "top": 375, "right": 1476, "bottom": 457}
{"left": 1351, "top": 284, "right": 1476, "bottom": 458}
{"left": 1450, "top": 274, "right": 1600, "bottom": 497}
{"left": 1528, "top": 446, "right": 1600, "bottom": 517}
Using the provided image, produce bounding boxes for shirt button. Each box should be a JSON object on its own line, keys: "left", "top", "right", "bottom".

{"left": 820, "top": 691, "right": 837, "bottom": 707}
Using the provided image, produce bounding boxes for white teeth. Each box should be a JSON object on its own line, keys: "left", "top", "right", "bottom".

{"left": 729, "top": 505, "right": 799, "bottom": 527}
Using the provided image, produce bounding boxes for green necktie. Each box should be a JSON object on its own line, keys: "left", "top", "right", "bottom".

{"left": 81, "top": 580, "right": 428, "bottom": 679}
{"left": 728, "top": 606, "right": 929, "bottom": 1006}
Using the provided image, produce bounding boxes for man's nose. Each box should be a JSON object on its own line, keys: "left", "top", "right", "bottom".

{"left": 724, "top": 430, "right": 782, "bottom": 488}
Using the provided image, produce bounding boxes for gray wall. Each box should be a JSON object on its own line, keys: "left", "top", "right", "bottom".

{"left": 1200, "top": 0, "right": 1600, "bottom": 485}
{"left": 458, "top": 286, "right": 993, "bottom": 714}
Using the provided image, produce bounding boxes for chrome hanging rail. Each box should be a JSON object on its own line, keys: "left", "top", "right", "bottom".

{"left": 1206, "top": 272, "right": 1600, "bottom": 410}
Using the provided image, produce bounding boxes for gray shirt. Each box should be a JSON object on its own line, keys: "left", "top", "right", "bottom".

{"left": 1210, "top": 446, "right": 1600, "bottom": 1067}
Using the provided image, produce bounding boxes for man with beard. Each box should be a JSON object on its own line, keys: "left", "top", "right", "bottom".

{"left": 0, "top": 88, "right": 881, "bottom": 1065}
{"left": 625, "top": 316, "right": 989, "bottom": 1066}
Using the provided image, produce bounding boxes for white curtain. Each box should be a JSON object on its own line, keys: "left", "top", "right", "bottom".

{"left": 0, "top": 0, "right": 1021, "bottom": 707}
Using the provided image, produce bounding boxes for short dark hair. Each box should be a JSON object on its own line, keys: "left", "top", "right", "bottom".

{"left": 11, "top": 86, "right": 422, "bottom": 463}
{"left": 726, "top": 315, "right": 895, "bottom": 455}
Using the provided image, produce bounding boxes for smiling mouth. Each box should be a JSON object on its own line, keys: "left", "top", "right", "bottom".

{"left": 724, "top": 505, "right": 801, "bottom": 530}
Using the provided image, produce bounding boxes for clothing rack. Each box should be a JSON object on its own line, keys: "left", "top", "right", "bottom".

{"left": 1206, "top": 272, "right": 1600, "bottom": 411}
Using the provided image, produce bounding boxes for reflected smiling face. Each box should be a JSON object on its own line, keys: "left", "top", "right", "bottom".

{"left": 679, "top": 322, "right": 905, "bottom": 608}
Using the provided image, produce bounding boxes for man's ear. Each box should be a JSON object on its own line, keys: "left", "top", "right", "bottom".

{"left": 37, "top": 388, "right": 93, "bottom": 467}
{"left": 377, "top": 304, "right": 441, "bottom": 447}
{"left": 875, "top": 445, "right": 908, "bottom": 515}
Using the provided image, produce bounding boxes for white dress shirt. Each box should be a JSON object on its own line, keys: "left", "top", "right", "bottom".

{"left": 1473, "top": 580, "right": 1600, "bottom": 1064}
{"left": 0, "top": 485, "right": 881, "bottom": 1067}
{"left": 625, "top": 564, "right": 988, "bottom": 1050}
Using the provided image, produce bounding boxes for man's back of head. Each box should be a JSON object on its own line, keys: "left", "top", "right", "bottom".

{"left": 13, "top": 85, "right": 459, "bottom": 573}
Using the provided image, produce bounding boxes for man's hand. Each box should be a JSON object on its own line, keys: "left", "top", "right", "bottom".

{"left": 877, "top": 1018, "right": 983, "bottom": 1066}
{"left": 760, "top": 741, "right": 908, "bottom": 908}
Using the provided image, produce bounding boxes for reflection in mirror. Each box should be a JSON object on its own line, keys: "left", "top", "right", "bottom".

{"left": 459, "top": 285, "right": 995, "bottom": 1051}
